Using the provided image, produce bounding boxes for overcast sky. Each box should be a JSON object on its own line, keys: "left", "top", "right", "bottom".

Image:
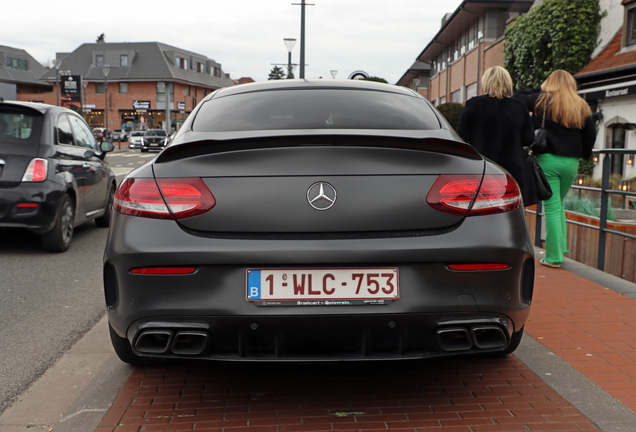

{"left": 2, "top": 0, "right": 464, "bottom": 84}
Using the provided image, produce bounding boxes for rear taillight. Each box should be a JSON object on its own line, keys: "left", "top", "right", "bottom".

{"left": 114, "top": 177, "right": 215, "bottom": 219}
{"left": 426, "top": 174, "right": 521, "bottom": 216}
{"left": 21, "top": 158, "right": 48, "bottom": 182}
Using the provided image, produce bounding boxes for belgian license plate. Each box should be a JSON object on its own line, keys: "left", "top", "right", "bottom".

{"left": 150, "top": 143, "right": 158, "bottom": 146}
{"left": 246, "top": 268, "right": 399, "bottom": 306}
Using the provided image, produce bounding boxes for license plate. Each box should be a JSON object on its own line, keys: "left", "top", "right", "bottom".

{"left": 150, "top": 143, "right": 158, "bottom": 146}
{"left": 246, "top": 268, "right": 399, "bottom": 306}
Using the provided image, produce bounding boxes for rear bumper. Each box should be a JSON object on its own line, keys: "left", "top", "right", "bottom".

{"left": 104, "top": 208, "right": 534, "bottom": 360}
{"left": 0, "top": 182, "right": 63, "bottom": 232}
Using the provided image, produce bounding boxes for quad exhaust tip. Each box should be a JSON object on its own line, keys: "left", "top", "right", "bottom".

{"left": 135, "top": 329, "right": 209, "bottom": 356}
{"left": 435, "top": 325, "right": 507, "bottom": 352}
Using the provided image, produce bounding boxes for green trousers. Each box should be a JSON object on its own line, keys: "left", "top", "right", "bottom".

{"left": 536, "top": 153, "right": 579, "bottom": 264}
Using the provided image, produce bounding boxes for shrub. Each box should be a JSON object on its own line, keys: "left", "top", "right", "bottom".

{"left": 436, "top": 102, "right": 464, "bottom": 130}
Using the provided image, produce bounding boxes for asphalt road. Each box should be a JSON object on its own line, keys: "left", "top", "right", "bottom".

{"left": 0, "top": 149, "right": 152, "bottom": 415}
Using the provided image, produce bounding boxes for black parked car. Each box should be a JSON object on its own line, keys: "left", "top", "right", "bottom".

{"left": 104, "top": 80, "right": 534, "bottom": 365}
{"left": 0, "top": 101, "right": 117, "bottom": 252}
{"left": 140, "top": 128, "right": 168, "bottom": 152}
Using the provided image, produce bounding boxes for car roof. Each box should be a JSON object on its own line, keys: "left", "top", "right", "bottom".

{"left": 0, "top": 100, "right": 75, "bottom": 115}
{"left": 207, "top": 79, "right": 419, "bottom": 101}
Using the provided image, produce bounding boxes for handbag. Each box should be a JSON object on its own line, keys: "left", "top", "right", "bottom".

{"left": 525, "top": 146, "right": 553, "bottom": 201}
{"left": 531, "top": 98, "right": 548, "bottom": 154}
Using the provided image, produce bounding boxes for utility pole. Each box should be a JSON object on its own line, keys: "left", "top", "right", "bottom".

{"left": 292, "top": 0, "right": 314, "bottom": 79}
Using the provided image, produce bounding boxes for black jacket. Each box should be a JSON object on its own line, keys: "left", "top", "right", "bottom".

{"left": 456, "top": 95, "right": 536, "bottom": 205}
{"left": 512, "top": 88, "right": 596, "bottom": 160}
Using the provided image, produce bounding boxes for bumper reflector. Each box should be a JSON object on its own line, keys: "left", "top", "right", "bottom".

{"left": 447, "top": 263, "right": 511, "bottom": 271}
{"left": 130, "top": 267, "right": 197, "bottom": 275}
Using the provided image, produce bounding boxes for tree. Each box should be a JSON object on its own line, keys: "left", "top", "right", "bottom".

{"left": 96, "top": 33, "right": 105, "bottom": 43}
{"left": 504, "top": 0, "right": 604, "bottom": 90}
{"left": 268, "top": 66, "right": 286, "bottom": 80}
{"left": 436, "top": 102, "right": 464, "bottom": 130}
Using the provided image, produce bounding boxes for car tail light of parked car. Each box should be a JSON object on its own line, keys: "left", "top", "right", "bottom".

{"left": 113, "top": 177, "right": 215, "bottom": 220}
{"left": 426, "top": 174, "right": 521, "bottom": 217}
{"left": 21, "top": 158, "right": 48, "bottom": 182}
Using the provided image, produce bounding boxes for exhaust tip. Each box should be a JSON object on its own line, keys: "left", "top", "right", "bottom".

{"left": 471, "top": 325, "right": 507, "bottom": 349}
{"left": 435, "top": 327, "right": 473, "bottom": 352}
{"left": 135, "top": 330, "right": 173, "bottom": 354}
{"left": 171, "top": 331, "right": 209, "bottom": 355}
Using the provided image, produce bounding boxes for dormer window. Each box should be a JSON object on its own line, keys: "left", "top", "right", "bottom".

{"left": 120, "top": 55, "right": 128, "bottom": 66}
{"left": 96, "top": 55, "right": 104, "bottom": 67}
{"left": 624, "top": 1, "right": 636, "bottom": 46}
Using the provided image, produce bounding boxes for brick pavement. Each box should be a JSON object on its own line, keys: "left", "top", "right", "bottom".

{"left": 95, "top": 256, "right": 636, "bottom": 432}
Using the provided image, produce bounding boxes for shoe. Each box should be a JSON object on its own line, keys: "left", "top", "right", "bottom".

{"left": 540, "top": 259, "right": 561, "bottom": 268}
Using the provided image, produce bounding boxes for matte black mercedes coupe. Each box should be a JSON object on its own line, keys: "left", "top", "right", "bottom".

{"left": 104, "top": 80, "right": 534, "bottom": 365}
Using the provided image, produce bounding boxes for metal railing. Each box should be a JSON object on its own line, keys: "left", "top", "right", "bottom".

{"left": 529, "top": 148, "right": 636, "bottom": 271}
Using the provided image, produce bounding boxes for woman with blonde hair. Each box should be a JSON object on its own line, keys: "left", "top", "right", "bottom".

{"left": 457, "top": 66, "right": 536, "bottom": 206}
{"left": 514, "top": 69, "right": 596, "bottom": 268}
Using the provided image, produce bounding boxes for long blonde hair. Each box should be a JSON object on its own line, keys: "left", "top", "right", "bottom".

{"left": 481, "top": 66, "right": 513, "bottom": 99}
{"left": 536, "top": 69, "right": 591, "bottom": 129}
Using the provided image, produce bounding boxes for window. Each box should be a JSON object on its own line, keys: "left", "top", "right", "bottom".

{"left": 627, "top": 8, "right": 636, "bottom": 46}
{"left": 96, "top": 55, "right": 104, "bottom": 67}
{"left": 611, "top": 127, "right": 626, "bottom": 175}
{"left": 451, "top": 89, "right": 464, "bottom": 104}
{"left": 95, "top": 83, "right": 104, "bottom": 94}
{"left": 157, "top": 82, "right": 166, "bottom": 103}
{"left": 6, "top": 57, "right": 27, "bottom": 70}
{"left": 57, "top": 115, "right": 74, "bottom": 145}
{"left": 184, "top": 59, "right": 188, "bottom": 70}
{"left": 68, "top": 116, "right": 97, "bottom": 149}
{"left": 119, "top": 82, "right": 128, "bottom": 94}
{"left": 120, "top": 55, "right": 128, "bottom": 66}
{"left": 22, "top": 59, "right": 28, "bottom": 70}
{"left": 466, "top": 82, "right": 477, "bottom": 101}
{"left": 198, "top": 62, "right": 205, "bottom": 73}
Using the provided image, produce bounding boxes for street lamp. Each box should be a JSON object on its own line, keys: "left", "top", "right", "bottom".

{"left": 330, "top": 70, "right": 337, "bottom": 79}
{"left": 293, "top": 0, "right": 314, "bottom": 79}
{"left": 83, "top": 80, "right": 88, "bottom": 122}
{"left": 284, "top": 38, "right": 296, "bottom": 79}
{"left": 52, "top": 59, "right": 60, "bottom": 106}
{"left": 183, "top": 88, "right": 188, "bottom": 112}
{"left": 102, "top": 68, "right": 110, "bottom": 134}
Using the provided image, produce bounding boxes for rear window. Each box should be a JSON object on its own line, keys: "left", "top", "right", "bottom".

{"left": 0, "top": 106, "right": 43, "bottom": 143}
{"left": 192, "top": 89, "right": 441, "bottom": 132}
{"left": 144, "top": 129, "right": 167, "bottom": 137}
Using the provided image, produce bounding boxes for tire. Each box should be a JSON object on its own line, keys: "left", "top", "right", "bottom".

{"left": 109, "top": 323, "right": 144, "bottom": 365}
{"left": 95, "top": 186, "right": 115, "bottom": 227}
{"left": 42, "top": 195, "right": 74, "bottom": 252}
{"left": 141, "top": 148, "right": 147, "bottom": 153}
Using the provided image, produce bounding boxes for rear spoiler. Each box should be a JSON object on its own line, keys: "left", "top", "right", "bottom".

{"left": 156, "top": 135, "right": 482, "bottom": 164}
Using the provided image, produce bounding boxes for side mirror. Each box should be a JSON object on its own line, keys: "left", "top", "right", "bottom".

{"left": 100, "top": 141, "right": 115, "bottom": 152}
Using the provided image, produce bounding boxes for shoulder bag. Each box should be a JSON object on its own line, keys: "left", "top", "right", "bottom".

{"left": 525, "top": 146, "right": 553, "bottom": 201}
{"left": 531, "top": 98, "right": 548, "bottom": 154}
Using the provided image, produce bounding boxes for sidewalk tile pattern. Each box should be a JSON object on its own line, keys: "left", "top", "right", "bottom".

{"left": 526, "top": 260, "right": 636, "bottom": 413}
{"left": 97, "top": 255, "right": 636, "bottom": 432}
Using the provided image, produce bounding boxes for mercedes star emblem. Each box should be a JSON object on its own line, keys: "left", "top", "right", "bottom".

{"left": 307, "top": 182, "right": 337, "bottom": 211}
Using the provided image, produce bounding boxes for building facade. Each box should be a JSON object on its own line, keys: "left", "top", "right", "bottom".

{"left": 576, "top": 0, "right": 636, "bottom": 184}
{"left": 399, "top": 0, "right": 534, "bottom": 105}
{"left": 17, "top": 42, "right": 234, "bottom": 132}
{"left": 0, "top": 45, "right": 51, "bottom": 101}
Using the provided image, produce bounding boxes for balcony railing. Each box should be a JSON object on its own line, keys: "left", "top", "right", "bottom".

{"left": 529, "top": 148, "right": 636, "bottom": 271}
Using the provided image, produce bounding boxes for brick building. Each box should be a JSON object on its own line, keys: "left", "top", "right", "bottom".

{"left": 18, "top": 42, "right": 235, "bottom": 132}
{"left": 398, "top": 0, "right": 534, "bottom": 105}
{"left": 0, "top": 45, "right": 51, "bottom": 101}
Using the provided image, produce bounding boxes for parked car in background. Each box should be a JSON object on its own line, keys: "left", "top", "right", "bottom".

{"left": 140, "top": 129, "right": 168, "bottom": 152}
{"left": 112, "top": 129, "right": 128, "bottom": 141}
{"left": 1, "top": 101, "right": 117, "bottom": 252}
{"left": 104, "top": 80, "right": 534, "bottom": 365}
{"left": 92, "top": 128, "right": 112, "bottom": 141}
{"left": 128, "top": 130, "right": 144, "bottom": 149}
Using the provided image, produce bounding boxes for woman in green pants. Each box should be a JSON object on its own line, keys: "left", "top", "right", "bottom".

{"left": 514, "top": 70, "right": 596, "bottom": 268}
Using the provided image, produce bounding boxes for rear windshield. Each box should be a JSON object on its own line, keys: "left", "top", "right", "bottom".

{"left": 145, "top": 129, "right": 166, "bottom": 137}
{"left": 0, "top": 106, "right": 44, "bottom": 143}
{"left": 192, "top": 89, "right": 441, "bottom": 132}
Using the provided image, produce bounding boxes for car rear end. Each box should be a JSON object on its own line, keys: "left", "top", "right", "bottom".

{"left": 104, "top": 81, "right": 534, "bottom": 363}
{"left": 0, "top": 102, "right": 61, "bottom": 233}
